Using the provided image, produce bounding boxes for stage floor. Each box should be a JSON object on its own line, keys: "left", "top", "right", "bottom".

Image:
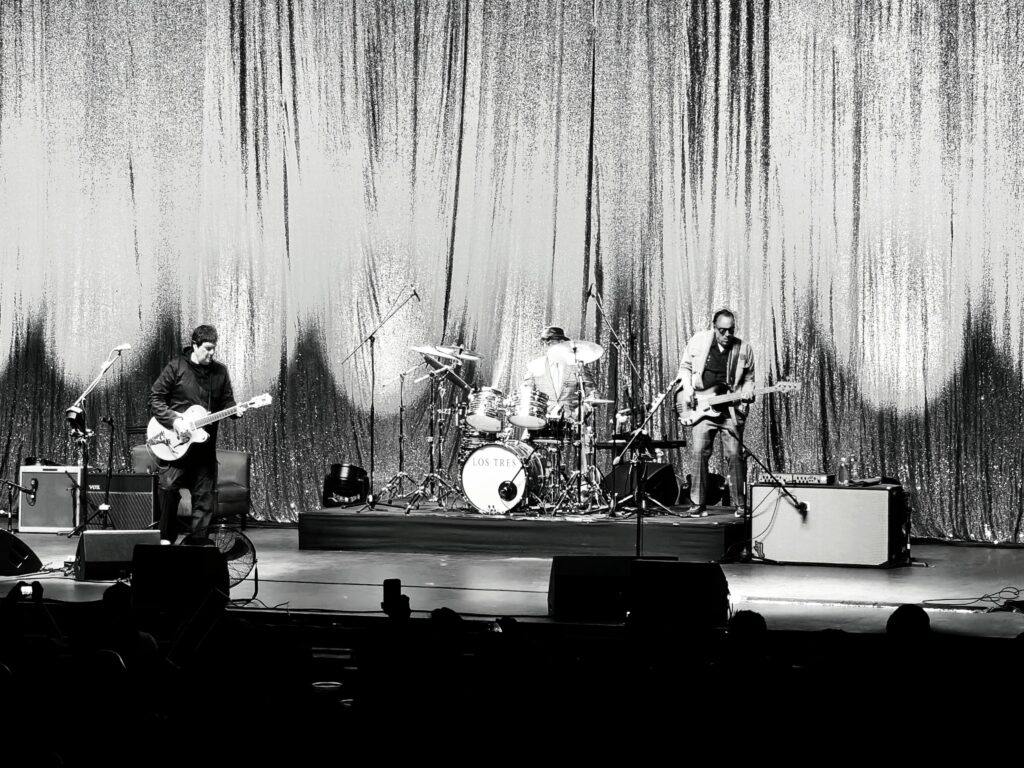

{"left": 6, "top": 526, "right": 1024, "bottom": 638}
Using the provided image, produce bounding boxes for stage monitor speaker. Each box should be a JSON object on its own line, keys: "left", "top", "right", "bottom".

{"left": 82, "top": 473, "right": 158, "bottom": 530}
{"left": 0, "top": 530, "right": 43, "bottom": 576}
{"left": 548, "top": 556, "right": 729, "bottom": 627}
{"left": 599, "top": 463, "right": 679, "bottom": 507}
{"left": 750, "top": 483, "right": 909, "bottom": 566}
{"left": 18, "top": 465, "right": 80, "bottom": 533}
{"left": 547, "top": 555, "right": 636, "bottom": 621}
{"left": 74, "top": 529, "right": 161, "bottom": 581}
{"left": 131, "top": 544, "right": 229, "bottom": 616}
{"left": 627, "top": 559, "right": 730, "bottom": 630}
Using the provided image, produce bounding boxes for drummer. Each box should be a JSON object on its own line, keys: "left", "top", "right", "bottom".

{"left": 523, "top": 325, "right": 600, "bottom": 426}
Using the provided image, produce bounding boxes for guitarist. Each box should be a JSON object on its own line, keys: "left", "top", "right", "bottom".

{"left": 674, "top": 309, "right": 755, "bottom": 518}
{"left": 149, "top": 325, "right": 246, "bottom": 545}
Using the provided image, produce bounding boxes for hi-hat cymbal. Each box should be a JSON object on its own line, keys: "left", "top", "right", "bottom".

{"left": 436, "top": 344, "right": 481, "bottom": 361}
{"left": 547, "top": 339, "right": 603, "bottom": 365}
{"left": 411, "top": 344, "right": 461, "bottom": 361}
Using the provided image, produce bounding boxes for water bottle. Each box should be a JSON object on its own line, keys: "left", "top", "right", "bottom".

{"left": 837, "top": 456, "right": 851, "bottom": 486}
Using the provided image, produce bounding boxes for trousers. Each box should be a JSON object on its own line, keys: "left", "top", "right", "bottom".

{"left": 689, "top": 414, "right": 746, "bottom": 508}
{"left": 157, "top": 442, "right": 218, "bottom": 543}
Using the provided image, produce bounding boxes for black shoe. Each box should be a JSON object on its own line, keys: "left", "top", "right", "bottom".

{"left": 688, "top": 505, "right": 708, "bottom": 518}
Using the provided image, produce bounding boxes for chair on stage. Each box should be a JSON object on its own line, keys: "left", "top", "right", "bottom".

{"left": 130, "top": 444, "right": 251, "bottom": 531}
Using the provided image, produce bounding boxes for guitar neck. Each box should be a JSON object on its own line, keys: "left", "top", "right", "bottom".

{"left": 704, "top": 385, "right": 785, "bottom": 407}
{"left": 193, "top": 404, "right": 244, "bottom": 428}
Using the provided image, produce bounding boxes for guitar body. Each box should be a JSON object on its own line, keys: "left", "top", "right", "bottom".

{"left": 679, "top": 381, "right": 802, "bottom": 427}
{"left": 146, "top": 405, "right": 212, "bottom": 462}
{"left": 145, "top": 392, "right": 272, "bottom": 463}
{"left": 680, "top": 388, "right": 733, "bottom": 427}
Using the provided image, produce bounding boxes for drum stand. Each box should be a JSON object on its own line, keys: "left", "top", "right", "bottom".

{"left": 550, "top": 369, "right": 610, "bottom": 514}
{"left": 405, "top": 370, "right": 460, "bottom": 513}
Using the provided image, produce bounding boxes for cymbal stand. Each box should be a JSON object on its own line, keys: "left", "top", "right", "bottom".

{"left": 551, "top": 366, "right": 609, "bottom": 514}
{"left": 377, "top": 364, "right": 423, "bottom": 503}
{"left": 404, "top": 368, "right": 460, "bottom": 513}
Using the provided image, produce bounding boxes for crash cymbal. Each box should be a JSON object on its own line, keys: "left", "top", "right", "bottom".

{"left": 547, "top": 339, "right": 603, "bottom": 365}
{"left": 411, "top": 344, "right": 461, "bottom": 361}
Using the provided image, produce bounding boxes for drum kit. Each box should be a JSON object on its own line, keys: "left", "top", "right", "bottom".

{"left": 399, "top": 338, "right": 615, "bottom": 515}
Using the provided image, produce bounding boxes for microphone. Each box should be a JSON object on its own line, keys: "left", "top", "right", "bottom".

{"left": 497, "top": 481, "right": 517, "bottom": 502}
{"left": 28, "top": 479, "right": 38, "bottom": 506}
{"left": 796, "top": 501, "right": 808, "bottom": 518}
{"left": 411, "top": 286, "right": 420, "bottom": 302}
{"left": 113, "top": 343, "right": 132, "bottom": 352}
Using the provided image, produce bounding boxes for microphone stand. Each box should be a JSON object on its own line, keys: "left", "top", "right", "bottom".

{"left": 68, "top": 416, "right": 119, "bottom": 535}
{"left": 64, "top": 346, "right": 124, "bottom": 536}
{"left": 721, "top": 423, "right": 807, "bottom": 523}
{"left": 612, "top": 382, "right": 680, "bottom": 557}
{"left": 0, "top": 477, "right": 35, "bottom": 532}
{"left": 339, "top": 288, "right": 418, "bottom": 512}
{"left": 377, "top": 364, "right": 423, "bottom": 503}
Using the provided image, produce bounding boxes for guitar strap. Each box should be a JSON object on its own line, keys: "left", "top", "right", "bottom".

{"left": 726, "top": 342, "right": 741, "bottom": 391}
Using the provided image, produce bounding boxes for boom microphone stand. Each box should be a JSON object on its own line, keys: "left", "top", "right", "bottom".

{"left": 722, "top": 423, "right": 807, "bottom": 525}
{"left": 339, "top": 287, "right": 419, "bottom": 511}
{"left": 69, "top": 416, "right": 119, "bottom": 535}
{"left": 65, "top": 345, "right": 127, "bottom": 536}
{"left": 612, "top": 377, "right": 682, "bottom": 557}
{"left": 0, "top": 477, "right": 36, "bottom": 532}
{"left": 377, "top": 364, "right": 423, "bottom": 503}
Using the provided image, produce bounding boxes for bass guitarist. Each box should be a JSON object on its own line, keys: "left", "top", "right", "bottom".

{"left": 149, "top": 324, "right": 247, "bottom": 545}
{"left": 674, "top": 309, "right": 755, "bottom": 519}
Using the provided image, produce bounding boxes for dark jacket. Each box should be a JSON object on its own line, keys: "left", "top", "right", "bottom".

{"left": 149, "top": 348, "right": 237, "bottom": 439}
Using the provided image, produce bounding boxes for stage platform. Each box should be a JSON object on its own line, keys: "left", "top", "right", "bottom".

{"left": 6, "top": 525, "right": 1024, "bottom": 639}
{"left": 298, "top": 504, "right": 748, "bottom": 560}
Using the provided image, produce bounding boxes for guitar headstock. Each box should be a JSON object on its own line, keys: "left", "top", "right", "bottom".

{"left": 247, "top": 393, "right": 273, "bottom": 409}
{"left": 776, "top": 381, "right": 802, "bottom": 393}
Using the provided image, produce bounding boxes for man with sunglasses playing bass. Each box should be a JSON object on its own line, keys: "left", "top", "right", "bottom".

{"left": 674, "top": 309, "right": 756, "bottom": 519}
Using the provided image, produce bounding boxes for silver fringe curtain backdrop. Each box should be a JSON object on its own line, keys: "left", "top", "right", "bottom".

{"left": 1, "top": 0, "right": 1022, "bottom": 540}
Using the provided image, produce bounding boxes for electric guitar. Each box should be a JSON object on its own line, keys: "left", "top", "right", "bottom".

{"left": 678, "top": 381, "right": 801, "bottom": 426}
{"left": 146, "top": 393, "right": 272, "bottom": 462}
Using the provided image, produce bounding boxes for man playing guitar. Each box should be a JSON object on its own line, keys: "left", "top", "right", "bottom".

{"left": 674, "top": 309, "right": 755, "bottom": 518}
{"left": 149, "top": 324, "right": 247, "bottom": 545}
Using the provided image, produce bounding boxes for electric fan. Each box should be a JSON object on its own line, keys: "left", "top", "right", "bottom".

{"left": 211, "top": 525, "right": 256, "bottom": 587}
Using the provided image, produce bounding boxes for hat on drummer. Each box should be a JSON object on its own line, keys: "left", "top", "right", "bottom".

{"left": 540, "top": 325, "right": 569, "bottom": 342}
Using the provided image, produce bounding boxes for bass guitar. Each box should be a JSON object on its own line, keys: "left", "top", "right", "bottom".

{"left": 146, "top": 393, "right": 272, "bottom": 462}
{"left": 678, "top": 381, "right": 801, "bottom": 426}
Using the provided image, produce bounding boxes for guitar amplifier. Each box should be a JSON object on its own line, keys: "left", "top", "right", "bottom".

{"left": 750, "top": 483, "right": 910, "bottom": 566}
{"left": 18, "top": 466, "right": 80, "bottom": 533}
{"left": 81, "top": 474, "right": 158, "bottom": 530}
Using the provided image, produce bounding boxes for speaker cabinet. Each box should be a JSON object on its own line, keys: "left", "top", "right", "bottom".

{"left": 131, "top": 544, "right": 229, "bottom": 616}
{"left": 0, "top": 530, "right": 43, "bottom": 576}
{"left": 547, "top": 555, "right": 730, "bottom": 626}
{"left": 74, "top": 529, "right": 161, "bottom": 581}
{"left": 82, "top": 474, "right": 158, "bottom": 530}
{"left": 18, "top": 465, "right": 80, "bottom": 533}
{"left": 600, "top": 463, "right": 680, "bottom": 507}
{"left": 750, "top": 483, "right": 909, "bottom": 566}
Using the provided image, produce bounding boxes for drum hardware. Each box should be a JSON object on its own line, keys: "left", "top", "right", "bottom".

{"left": 376, "top": 364, "right": 422, "bottom": 503}
{"left": 404, "top": 347, "right": 468, "bottom": 513}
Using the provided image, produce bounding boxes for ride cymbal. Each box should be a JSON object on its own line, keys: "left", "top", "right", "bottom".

{"left": 547, "top": 339, "right": 603, "bottom": 365}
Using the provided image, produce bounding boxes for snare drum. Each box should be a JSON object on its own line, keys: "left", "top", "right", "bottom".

{"left": 465, "top": 387, "right": 505, "bottom": 432}
{"left": 507, "top": 385, "right": 549, "bottom": 429}
{"left": 460, "top": 440, "right": 545, "bottom": 513}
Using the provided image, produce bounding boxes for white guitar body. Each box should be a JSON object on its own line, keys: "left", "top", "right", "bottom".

{"left": 679, "top": 381, "right": 801, "bottom": 427}
{"left": 147, "top": 394, "right": 272, "bottom": 462}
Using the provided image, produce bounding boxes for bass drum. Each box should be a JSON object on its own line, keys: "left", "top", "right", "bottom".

{"left": 460, "top": 440, "right": 545, "bottom": 514}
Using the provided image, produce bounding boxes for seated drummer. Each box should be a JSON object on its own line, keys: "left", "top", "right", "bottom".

{"left": 523, "top": 325, "right": 600, "bottom": 426}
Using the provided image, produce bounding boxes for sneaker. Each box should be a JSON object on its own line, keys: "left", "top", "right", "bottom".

{"left": 734, "top": 506, "right": 747, "bottom": 518}
{"left": 688, "top": 506, "right": 708, "bottom": 518}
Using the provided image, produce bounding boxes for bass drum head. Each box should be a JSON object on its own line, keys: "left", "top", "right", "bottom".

{"left": 460, "top": 441, "right": 540, "bottom": 514}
